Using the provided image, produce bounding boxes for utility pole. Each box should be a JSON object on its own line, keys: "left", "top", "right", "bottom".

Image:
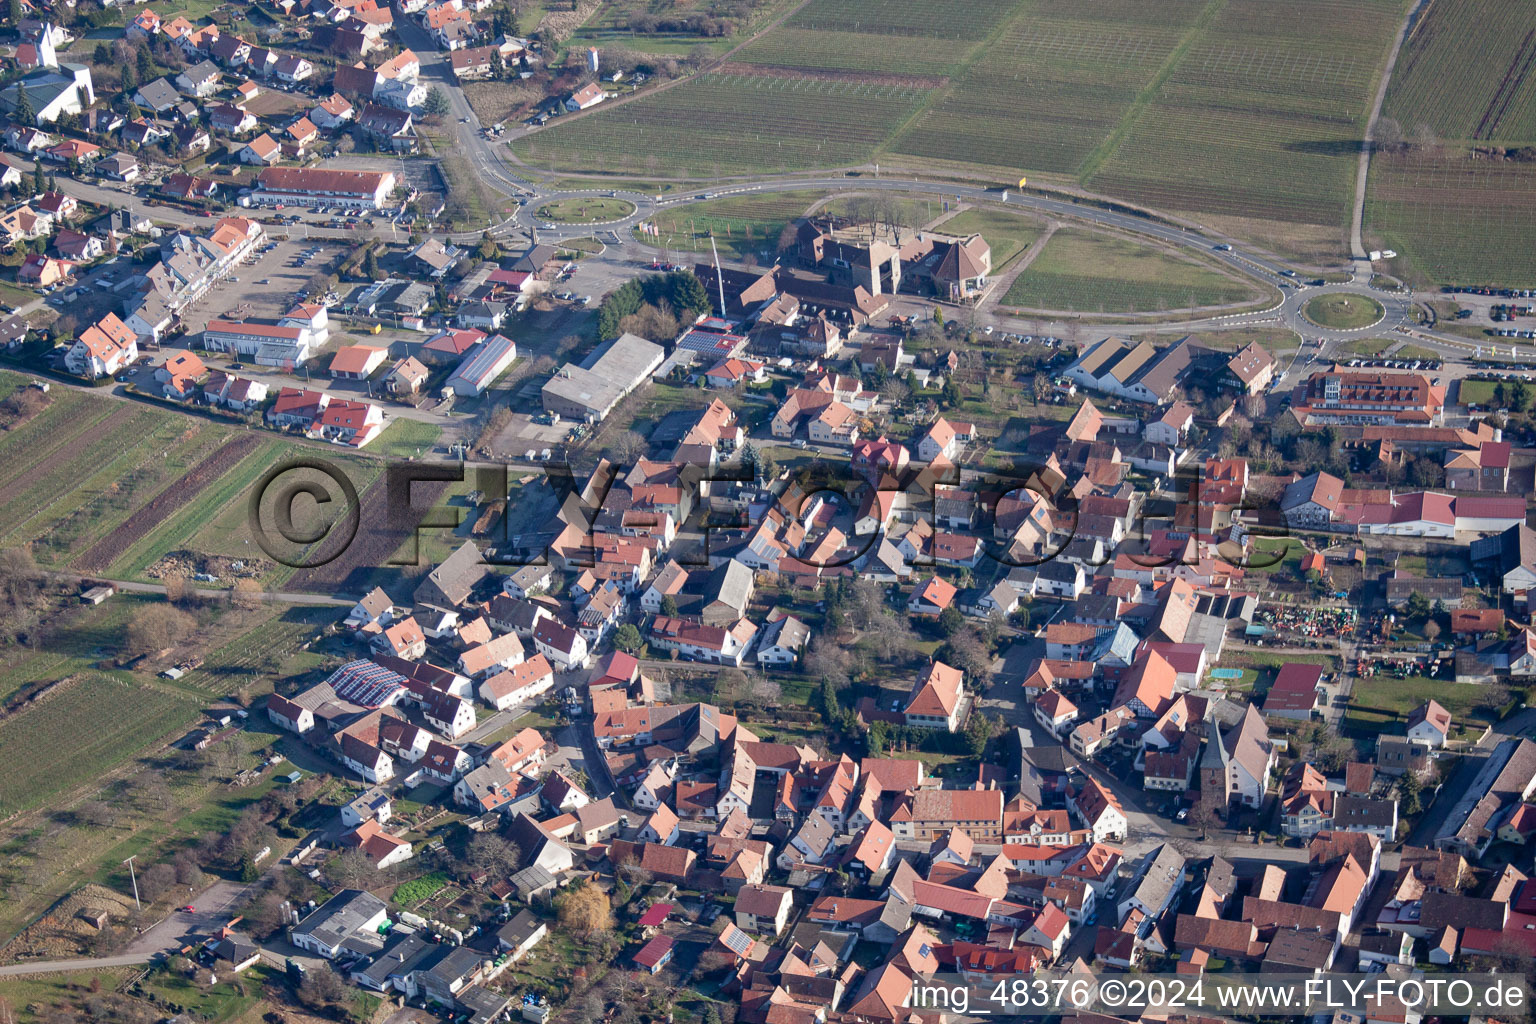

{"left": 123, "top": 855, "right": 141, "bottom": 911}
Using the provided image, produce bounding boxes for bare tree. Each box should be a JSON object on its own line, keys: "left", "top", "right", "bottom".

{"left": 466, "top": 833, "right": 523, "bottom": 880}
{"left": 297, "top": 969, "right": 349, "bottom": 1013}
{"left": 750, "top": 672, "right": 782, "bottom": 706}
{"left": 125, "top": 604, "right": 195, "bottom": 657}
{"left": 557, "top": 883, "right": 613, "bottom": 937}
{"left": 1374, "top": 116, "right": 1405, "bottom": 154}
{"left": 609, "top": 430, "right": 648, "bottom": 465}
{"left": 230, "top": 578, "right": 263, "bottom": 610}
{"left": 1411, "top": 122, "right": 1442, "bottom": 158}
{"left": 327, "top": 850, "right": 376, "bottom": 890}
{"left": 0, "top": 546, "right": 39, "bottom": 608}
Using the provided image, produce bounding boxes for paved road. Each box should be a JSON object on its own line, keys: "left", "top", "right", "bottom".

{"left": 0, "top": 953, "right": 153, "bottom": 976}
{"left": 1350, "top": 0, "right": 1427, "bottom": 260}
{"left": 46, "top": 571, "right": 356, "bottom": 607}
{"left": 0, "top": 878, "right": 263, "bottom": 977}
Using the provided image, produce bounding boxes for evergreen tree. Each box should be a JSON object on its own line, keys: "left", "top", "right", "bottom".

{"left": 32, "top": 160, "right": 44, "bottom": 193}
{"left": 136, "top": 45, "right": 153, "bottom": 83}
{"left": 93, "top": 42, "right": 112, "bottom": 65}
{"left": 7, "top": 0, "right": 21, "bottom": 27}
{"left": 663, "top": 269, "right": 710, "bottom": 318}
{"left": 121, "top": 62, "right": 137, "bottom": 94}
{"left": 423, "top": 87, "right": 450, "bottom": 117}
{"left": 13, "top": 83, "right": 33, "bottom": 126}
{"left": 363, "top": 246, "right": 381, "bottom": 280}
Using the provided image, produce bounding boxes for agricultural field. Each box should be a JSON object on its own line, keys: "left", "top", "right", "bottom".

{"left": 933, "top": 206, "right": 1045, "bottom": 267}
{"left": 121, "top": 449, "right": 382, "bottom": 591}
{"left": 527, "top": 0, "right": 1408, "bottom": 263}
{"left": 77, "top": 433, "right": 268, "bottom": 576}
{"left": 0, "top": 673, "right": 200, "bottom": 814}
{"left": 1366, "top": 154, "right": 1536, "bottom": 287}
{"left": 731, "top": 29, "right": 975, "bottom": 79}
{"left": 731, "top": 0, "right": 1021, "bottom": 77}
{"left": 783, "top": 0, "right": 1020, "bottom": 38}
{"left": 1084, "top": 0, "right": 1408, "bottom": 251}
{"left": 514, "top": 73, "right": 932, "bottom": 176}
{"left": 0, "top": 384, "right": 244, "bottom": 569}
{"left": 170, "top": 607, "right": 337, "bottom": 694}
{"left": 1382, "top": 0, "right": 1536, "bottom": 143}
{"left": 891, "top": 0, "right": 1200, "bottom": 176}
{"left": 1363, "top": 0, "right": 1536, "bottom": 284}
{"left": 1000, "top": 227, "right": 1263, "bottom": 312}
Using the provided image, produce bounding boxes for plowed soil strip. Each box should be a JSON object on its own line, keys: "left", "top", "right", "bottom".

{"left": 73, "top": 434, "right": 265, "bottom": 573}
{"left": 287, "top": 475, "right": 453, "bottom": 594}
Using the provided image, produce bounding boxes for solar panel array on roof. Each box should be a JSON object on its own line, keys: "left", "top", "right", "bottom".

{"left": 719, "top": 923, "right": 753, "bottom": 955}
{"left": 325, "top": 659, "right": 407, "bottom": 707}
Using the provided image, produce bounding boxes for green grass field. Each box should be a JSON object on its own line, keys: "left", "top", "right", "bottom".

{"left": 1345, "top": 676, "right": 1497, "bottom": 735}
{"left": 1000, "top": 227, "right": 1261, "bottom": 311}
{"left": 536, "top": 197, "right": 636, "bottom": 223}
{"left": 1458, "top": 379, "right": 1511, "bottom": 407}
{"left": 1303, "top": 293, "right": 1385, "bottom": 329}
{"left": 933, "top": 206, "right": 1044, "bottom": 267}
{"left": 370, "top": 417, "right": 444, "bottom": 461}
{"left": 640, "top": 191, "right": 815, "bottom": 259}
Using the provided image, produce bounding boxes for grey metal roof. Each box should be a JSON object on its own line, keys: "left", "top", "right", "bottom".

{"left": 293, "top": 888, "right": 388, "bottom": 951}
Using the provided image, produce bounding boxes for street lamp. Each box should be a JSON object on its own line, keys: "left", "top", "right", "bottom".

{"left": 123, "top": 855, "right": 141, "bottom": 911}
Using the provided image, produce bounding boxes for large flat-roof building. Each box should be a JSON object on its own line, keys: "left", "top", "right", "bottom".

{"left": 542, "top": 332, "right": 664, "bottom": 422}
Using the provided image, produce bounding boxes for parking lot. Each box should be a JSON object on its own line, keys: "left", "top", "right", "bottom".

{"left": 179, "top": 237, "right": 349, "bottom": 334}
{"left": 41, "top": 257, "right": 141, "bottom": 329}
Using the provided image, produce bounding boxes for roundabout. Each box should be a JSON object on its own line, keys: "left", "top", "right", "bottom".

{"left": 534, "top": 196, "right": 638, "bottom": 225}
{"left": 1301, "top": 293, "right": 1386, "bottom": 331}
